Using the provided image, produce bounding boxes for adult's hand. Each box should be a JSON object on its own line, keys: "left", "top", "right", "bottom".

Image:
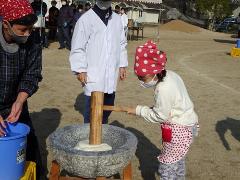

{"left": 0, "top": 115, "right": 6, "bottom": 137}
{"left": 77, "top": 72, "right": 87, "bottom": 87}
{"left": 7, "top": 101, "right": 23, "bottom": 123}
{"left": 7, "top": 92, "right": 28, "bottom": 123}
{"left": 119, "top": 67, "right": 127, "bottom": 80}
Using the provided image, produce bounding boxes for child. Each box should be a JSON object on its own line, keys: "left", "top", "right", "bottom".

{"left": 128, "top": 40, "right": 199, "bottom": 180}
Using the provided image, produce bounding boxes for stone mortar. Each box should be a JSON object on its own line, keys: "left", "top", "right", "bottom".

{"left": 47, "top": 124, "right": 138, "bottom": 178}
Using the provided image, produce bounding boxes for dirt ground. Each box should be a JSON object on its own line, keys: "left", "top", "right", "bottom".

{"left": 28, "top": 24, "right": 240, "bottom": 180}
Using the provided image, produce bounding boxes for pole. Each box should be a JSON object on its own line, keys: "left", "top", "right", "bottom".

{"left": 89, "top": 91, "right": 104, "bottom": 145}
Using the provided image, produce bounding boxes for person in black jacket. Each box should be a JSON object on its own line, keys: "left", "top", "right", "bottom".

{"left": 85, "top": 1, "right": 92, "bottom": 12}
{"left": 48, "top": 0, "right": 59, "bottom": 40}
{"left": 57, "top": 0, "right": 74, "bottom": 50}
{"left": 72, "top": 4, "right": 83, "bottom": 29}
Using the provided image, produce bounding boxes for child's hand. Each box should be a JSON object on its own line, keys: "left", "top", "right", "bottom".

{"left": 127, "top": 107, "right": 136, "bottom": 115}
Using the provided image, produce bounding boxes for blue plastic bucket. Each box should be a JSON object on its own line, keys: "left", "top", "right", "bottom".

{"left": 0, "top": 122, "right": 30, "bottom": 180}
{"left": 236, "top": 39, "right": 240, "bottom": 48}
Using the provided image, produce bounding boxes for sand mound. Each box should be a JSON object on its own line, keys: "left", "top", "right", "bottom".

{"left": 160, "top": 20, "right": 202, "bottom": 33}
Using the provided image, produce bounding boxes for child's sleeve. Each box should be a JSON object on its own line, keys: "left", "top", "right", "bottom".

{"left": 69, "top": 18, "right": 90, "bottom": 74}
{"left": 136, "top": 84, "right": 174, "bottom": 123}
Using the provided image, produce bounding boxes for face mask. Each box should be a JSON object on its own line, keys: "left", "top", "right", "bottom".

{"left": 96, "top": 0, "right": 112, "bottom": 10}
{"left": 140, "top": 75, "right": 158, "bottom": 88}
{"left": 7, "top": 23, "right": 29, "bottom": 44}
{"left": 62, "top": 1, "right": 67, "bottom": 5}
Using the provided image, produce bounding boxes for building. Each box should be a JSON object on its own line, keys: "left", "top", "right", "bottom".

{"left": 112, "top": 1, "right": 164, "bottom": 24}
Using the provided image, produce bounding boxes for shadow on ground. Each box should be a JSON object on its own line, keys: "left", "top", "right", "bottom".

{"left": 216, "top": 117, "right": 240, "bottom": 150}
{"left": 231, "top": 34, "right": 238, "bottom": 38}
{"left": 31, "top": 108, "right": 62, "bottom": 179}
{"left": 214, "top": 39, "right": 236, "bottom": 44}
{"left": 111, "top": 120, "right": 160, "bottom": 180}
{"left": 74, "top": 93, "right": 85, "bottom": 117}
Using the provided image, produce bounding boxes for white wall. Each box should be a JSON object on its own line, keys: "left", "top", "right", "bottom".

{"left": 127, "top": 10, "right": 140, "bottom": 21}
{"left": 126, "top": 9, "right": 159, "bottom": 23}
{"left": 142, "top": 11, "right": 159, "bottom": 23}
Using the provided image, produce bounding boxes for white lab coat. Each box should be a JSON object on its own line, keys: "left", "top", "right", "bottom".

{"left": 70, "top": 9, "right": 128, "bottom": 96}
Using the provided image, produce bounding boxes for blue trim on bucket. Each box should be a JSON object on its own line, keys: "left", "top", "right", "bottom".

{"left": 237, "top": 39, "right": 240, "bottom": 48}
{"left": 0, "top": 123, "right": 30, "bottom": 141}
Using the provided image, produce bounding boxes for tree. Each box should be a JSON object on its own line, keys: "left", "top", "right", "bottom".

{"left": 232, "top": 0, "right": 240, "bottom": 5}
{"left": 196, "top": 0, "right": 231, "bottom": 29}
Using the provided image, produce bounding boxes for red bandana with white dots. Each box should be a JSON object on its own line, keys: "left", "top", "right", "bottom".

{"left": 0, "top": 0, "right": 34, "bottom": 21}
{"left": 134, "top": 40, "right": 167, "bottom": 76}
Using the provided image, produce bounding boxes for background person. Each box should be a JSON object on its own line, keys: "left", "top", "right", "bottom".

{"left": 57, "top": 0, "right": 74, "bottom": 50}
{"left": 72, "top": 4, "right": 84, "bottom": 29}
{"left": 48, "top": 0, "right": 59, "bottom": 41}
{"left": 85, "top": 1, "right": 92, "bottom": 12}
{"left": 31, "top": 0, "right": 48, "bottom": 48}
{"left": 115, "top": 5, "right": 121, "bottom": 14}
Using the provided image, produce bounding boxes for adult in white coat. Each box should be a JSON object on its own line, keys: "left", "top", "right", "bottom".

{"left": 69, "top": 0, "right": 128, "bottom": 124}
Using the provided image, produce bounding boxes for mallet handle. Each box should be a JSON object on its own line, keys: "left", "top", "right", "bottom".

{"left": 103, "top": 105, "right": 129, "bottom": 112}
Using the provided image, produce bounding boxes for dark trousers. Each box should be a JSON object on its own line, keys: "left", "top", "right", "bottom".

{"left": 48, "top": 27, "right": 57, "bottom": 40}
{"left": 84, "top": 93, "right": 115, "bottom": 124}
{"left": 58, "top": 26, "right": 71, "bottom": 49}
{"left": 18, "top": 103, "right": 43, "bottom": 179}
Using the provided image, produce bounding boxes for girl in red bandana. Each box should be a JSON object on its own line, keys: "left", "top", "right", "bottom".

{"left": 128, "top": 40, "right": 199, "bottom": 180}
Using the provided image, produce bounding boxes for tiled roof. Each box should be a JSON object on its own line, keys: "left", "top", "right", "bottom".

{"left": 112, "top": 0, "right": 162, "bottom": 4}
